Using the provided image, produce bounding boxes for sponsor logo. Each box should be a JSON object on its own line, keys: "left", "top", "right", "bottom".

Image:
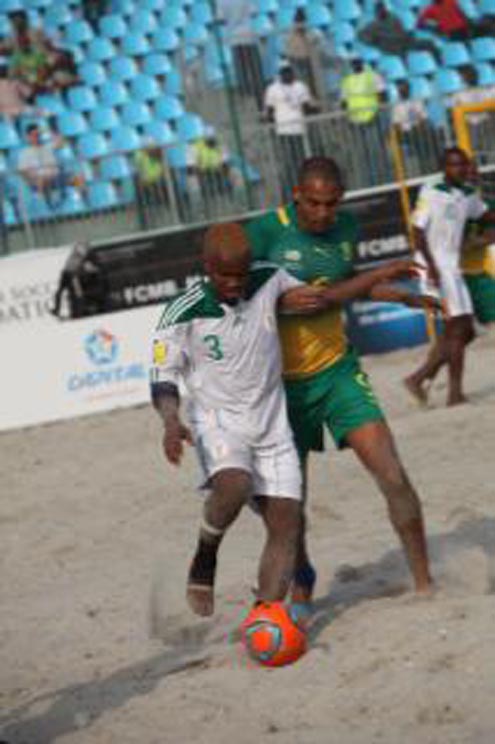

{"left": 152, "top": 339, "right": 167, "bottom": 365}
{"left": 284, "top": 250, "right": 302, "bottom": 262}
{"left": 67, "top": 328, "right": 146, "bottom": 393}
{"left": 357, "top": 234, "right": 409, "bottom": 261}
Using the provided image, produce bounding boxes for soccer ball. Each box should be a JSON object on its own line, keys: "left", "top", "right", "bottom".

{"left": 241, "top": 601, "right": 307, "bottom": 667}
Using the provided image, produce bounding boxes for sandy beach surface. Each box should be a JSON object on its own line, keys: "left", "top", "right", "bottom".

{"left": 1, "top": 330, "right": 495, "bottom": 744}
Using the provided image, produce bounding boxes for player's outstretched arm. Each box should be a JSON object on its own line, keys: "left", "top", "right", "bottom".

{"left": 316, "top": 259, "right": 420, "bottom": 307}
{"left": 151, "top": 383, "right": 193, "bottom": 466}
{"left": 369, "top": 283, "right": 442, "bottom": 311}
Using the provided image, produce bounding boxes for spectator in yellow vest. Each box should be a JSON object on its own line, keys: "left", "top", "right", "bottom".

{"left": 133, "top": 139, "right": 170, "bottom": 229}
{"left": 340, "top": 57, "right": 390, "bottom": 186}
{"left": 191, "top": 129, "right": 233, "bottom": 207}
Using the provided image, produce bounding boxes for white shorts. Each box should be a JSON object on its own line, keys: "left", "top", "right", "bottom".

{"left": 193, "top": 422, "right": 302, "bottom": 501}
{"left": 420, "top": 264, "right": 473, "bottom": 318}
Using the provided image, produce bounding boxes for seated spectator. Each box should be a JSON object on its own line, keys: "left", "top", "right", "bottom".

{"left": 0, "top": 10, "right": 56, "bottom": 57}
{"left": 49, "top": 49, "right": 80, "bottom": 96}
{"left": 284, "top": 8, "right": 343, "bottom": 102}
{"left": 17, "top": 123, "right": 82, "bottom": 208}
{"left": 191, "top": 128, "right": 233, "bottom": 201}
{"left": 8, "top": 34, "right": 52, "bottom": 99}
{"left": 417, "top": 0, "right": 495, "bottom": 40}
{"left": 359, "top": 2, "right": 439, "bottom": 59}
{"left": 0, "top": 58, "right": 31, "bottom": 119}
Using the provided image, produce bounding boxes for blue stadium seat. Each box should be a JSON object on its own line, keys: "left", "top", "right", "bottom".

{"left": 121, "top": 101, "right": 152, "bottom": 127}
{"left": 332, "top": 0, "right": 359, "bottom": 22}
{"left": 434, "top": 68, "right": 463, "bottom": 94}
{"left": 140, "top": 0, "right": 163, "bottom": 12}
{"left": 79, "top": 61, "right": 106, "bottom": 87}
{"left": 183, "top": 22, "right": 209, "bottom": 46}
{"left": 130, "top": 9, "right": 157, "bottom": 35}
{"left": 472, "top": 37, "right": 495, "bottom": 63}
{"left": 77, "top": 132, "right": 109, "bottom": 160}
{"left": 121, "top": 32, "right": 151, "bottom": 57}
{"left": 44, "top": 5, "right": 72, "bottom": 29}
{"left": 110, "top": 125, "right": 142, "bottom": 152}
{"left": 88, "top": 37, "right": 116, "bottom": 63}
{"left": 306, "top": 4, "right": 332, "bottom": 27}
{"left": 256, "top": 0, "right": 278, "bottom": 12}
{"left": 88, "top": 181, "right": 119, "bottom": 211}
{"left": 164, "top": 69, "right": 182, "bottom": 96}
{"left": 89, "top": 106, "right": 121, "bottom": 132}
{"left": 274, "top": 7, "right": 295, "bottom": 31}
{"left": 109, "top": 56, "right": 138, "bottom": 83}
{"left": 67, "top": 86, "right": 97, "bottom": 113}
{"left": 251, "top": 13, "right": 274, "bottom": 36}
{"left": 58, "top": 188, "right": 88, "bottom": 217}
{"left": 143, "top": 53, "right": 172, "bottom": 77}
{"left": 333, "top": 21, "right": 355, "bottom": 47}
{"left": 100, "top": 154, "right": 132, "bottom": 181}
{"left": 476, "top": 62, "right": 495, "bottom": 86}
{"left": 409, "top": 75, "right": 434, "bottom": 99}
{"left": 100, "top": 80, "right": 129, "bottom": 107}
{"left": 65, "top": 19, "right": 94, "bottom": 46}
{"left": 394, "top": 7, "right": 416, "bottom": 31}
{"left": 26, "top": 191, "right": 53, "bottom": 222}
{"left": 479, "top": 0, "right": 495, "bottom": 13}
{"left": 426, "top": 99, "right": 449, "bottom": 128}
{"left": 2, "top": 199, "right": 18, "bottom": 227}
{"left": 159, "top": 5, "right": 188, "bottom": 30}
{"left": 56, "top": 111, "right": 88, "bottom": 138}
{"left": 190, "top": 2, "right": 214, "bottom": 24}
{"left": 154, "top": 94, "right": 185, "bottom": 121}
{"left": 129, "top": 74, "right": 160, "bottom": 102}
{"left": 0, "top": 120, "right": 21, "bottom": 150}
{"left": 99, "top": 14, "right": 128, "bottom": 41}
{"left": 109, "top": 0, "right": 133, "bottom": 15}
{"left": 441, "top": 41, "right": 471, "bottom": 67}
{"left": 142, "top": 120, "right": 176, "bottom": 146}
{"left": 407, "top": 51, "right": 437, "bottom": 76}
{"left": 166, "top": 143, "right": 188, "bottom": 169}
{"left": 0, "top": 16, "right": 11, "bottom": 37}
{"left": 36, "top": 93, "right": 67, "bottom": 116}
{"left": 460, "top": 0, "right": 479, "bottom": 19}
{"left": 176, "top": 113, "right": 205, "bottom": 142}
{"left": 354, "top": 42, "right": 381, "bottom": 63}
{"left": 377, "top": 55, "right": 407, "bottom": 81}
{"left": 151, "top": 28, "right": 180, "bottom": 53}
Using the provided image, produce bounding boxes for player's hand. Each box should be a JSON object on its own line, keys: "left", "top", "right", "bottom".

{"left": 379, "top": 259, "right": 420, "bottom": 281}
{"left": 163, "top": 418, "right": 193, "bottom": 465}
{"left": 280, "top": 286, "right": 327, "bottom": 313}
{"left": 406, "top": 294, "right": 442, "bottom": 311}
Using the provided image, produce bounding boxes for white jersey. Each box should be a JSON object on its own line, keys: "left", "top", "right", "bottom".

{"left": 150, "top": 264, "right": 301, "bottom": 446}
{"left": 412, "top": 180, "right": 487, "bottom": 269}
{"left": 412, "top": 180, "right": 487, "bottom": 317}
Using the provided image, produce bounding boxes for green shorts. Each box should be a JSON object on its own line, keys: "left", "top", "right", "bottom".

{"left": 284, "top": 350, "right": 385, "bottom": 456}
{"left": 465, "top": 274, "right": 495, "bottom": 324}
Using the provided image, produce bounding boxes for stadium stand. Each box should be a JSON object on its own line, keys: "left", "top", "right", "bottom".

{"left": 0, "top": 0, "right": 494, "bottom": 252}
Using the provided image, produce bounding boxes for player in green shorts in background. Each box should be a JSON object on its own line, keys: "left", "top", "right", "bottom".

{"left": 247, "top": 156, "right": 434, "bottom": 603}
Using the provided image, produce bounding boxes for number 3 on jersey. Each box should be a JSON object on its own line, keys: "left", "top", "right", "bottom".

{"left": 203, "top": 334, "right": 224, "bottom": 361}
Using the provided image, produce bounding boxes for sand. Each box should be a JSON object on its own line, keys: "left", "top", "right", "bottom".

{"left": 1, "top": 330, "right": 495, "bottom": 744}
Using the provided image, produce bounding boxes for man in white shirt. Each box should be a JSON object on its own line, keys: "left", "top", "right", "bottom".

{"left": 392, "top": 80, "right": 438, "bottom": 174}
{"left": 18, "top": 123, "right": 68, "bottom": 207}
{"left": 150, "top": 222, "right": 327, "bottom": 617}
{"left": 264, "top": 61, "right": 319, "bottom": 197}
{"left": 404, "top": 147, "right": 495, "bottom": 406}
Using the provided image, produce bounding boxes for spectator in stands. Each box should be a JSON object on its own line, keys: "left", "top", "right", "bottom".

{"left": 392, "top": 80, "right": 440, "bottom": 174}
{"left": 18, "top": 123, "right": 78, "bottom": 208}
{"left": 217, "top": 0, "right": 265, "bottom": 109}
{"left": 264, "top": 61, "right": 319, "bottom": 197}
{"left": 284, "top": 8, "right": 343, "bottom": 103}
{"left": 359, "top": 2, "right": 439, "bottom": 60}
{"left": 134, "top": 139, "right": 170, "bottom": 229}
{"left": 0, "top": 58, "right": 31, "bottom": 119}
{"left": 191, "top": 128, "right": 233, "bottom": 205}
{"left": 49, "top": 50, "right": 80, "bottom": 96}
{"left": 8, "top": 33, "right": 52, "bottom": 99}
{"left": 340, "top": 57, "right": 390, "bottom": 186}
{"left": 0, "top": 10, "right": 56, "bottom": 58}
{"left": 417, "top": 0, "right": 495, "bottom": 40}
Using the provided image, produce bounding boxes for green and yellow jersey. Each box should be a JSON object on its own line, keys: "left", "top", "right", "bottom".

{"left": 246, "top": 203, "right": 359, "bottom": 379}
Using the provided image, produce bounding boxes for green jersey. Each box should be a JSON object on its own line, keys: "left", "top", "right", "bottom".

{"left": 246, "top": 203, "right": 359, "bottom": 378}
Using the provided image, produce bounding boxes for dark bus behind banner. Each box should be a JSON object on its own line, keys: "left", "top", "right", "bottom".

{"left": 55, "top": 184, "right": 429, "bottom": 353}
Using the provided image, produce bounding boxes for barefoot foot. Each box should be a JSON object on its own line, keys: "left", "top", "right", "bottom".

{"left": 186, "top": 583, "right": 214, "bottom": 616}
{"left": 403, "top": 377, "right": 429, "bottom": 407}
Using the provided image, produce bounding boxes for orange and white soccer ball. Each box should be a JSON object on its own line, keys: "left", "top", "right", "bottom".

{"left": 241, "top": 601, "right": 307, "bottom": 667}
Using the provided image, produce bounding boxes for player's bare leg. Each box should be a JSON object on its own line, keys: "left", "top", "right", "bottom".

{"left": 256, "top": 496, "right": 301, "bottom": 601}
{"left": 445, "top": 316, "right": 474, "bottom": 406}
{"left": 187, "top": 469, "right": 251, "bottom": 616}
{"left": 347, "top": 421, "right": 433, "bottom": 594}
{"left": 291, "top": 460, "right": 318, "bottom": 604}
{"left": 403, "top": 337, "right": 448, "bottom": 406}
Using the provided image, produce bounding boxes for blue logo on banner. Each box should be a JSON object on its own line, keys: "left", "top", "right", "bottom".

{"left": 84, "top": 329, "right": 118, "bottom": 365}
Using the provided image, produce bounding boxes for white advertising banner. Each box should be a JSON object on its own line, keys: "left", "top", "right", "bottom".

{"left": 0, "top": 303, "right": 161, "bottom": 432}
{"left": 0, "top": 247, "right": 71, "bottom": 326}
